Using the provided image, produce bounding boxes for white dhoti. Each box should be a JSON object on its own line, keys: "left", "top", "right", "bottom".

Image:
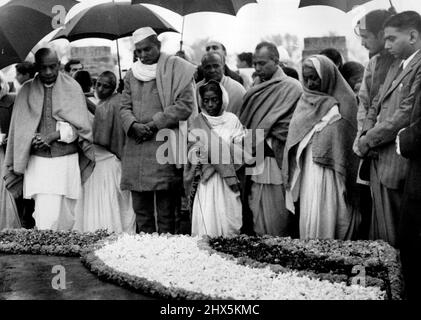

{"left": 24, "top": 153, "right": 81, "bottom": 231}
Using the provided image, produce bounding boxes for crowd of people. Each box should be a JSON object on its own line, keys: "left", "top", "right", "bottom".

{"left": 0, "top": 9, "right": 421, "bottom": 300}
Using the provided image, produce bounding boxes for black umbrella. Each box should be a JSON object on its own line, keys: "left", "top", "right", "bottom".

{"left": 132, "top": 0, "right": 257, "bottom": 50}
{"left": 52, "top": 1, "right": 178, "bottom": 79}
{"left": 298, "top": 0, "right": 395, "bottom": 12}
{"left": 0, "top": 0, "right": 78, "bottom": 69}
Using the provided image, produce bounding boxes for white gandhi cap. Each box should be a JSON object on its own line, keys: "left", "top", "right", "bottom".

{"left": 132, "top": 27, "right": 157, "bottom": 44}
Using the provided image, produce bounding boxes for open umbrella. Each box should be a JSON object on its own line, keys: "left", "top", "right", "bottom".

{"left": 0, "top": 0, "right": 78, "bottom": 69}
{"left": 132, "top": 0, "right": 257, "bottom": 50}
{"left": 298, "top": 0, "right": 395, "bottom": 12}
{"left": 51, "top": 1, "right": 178, "bottom": 80}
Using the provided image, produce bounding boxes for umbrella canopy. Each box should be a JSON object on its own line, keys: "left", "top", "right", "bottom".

{"left": 52, "top": 2, "right": 178, "bottom": 42}
{"left": 132, "top": 0, "right": 257, "bottom": 16}
{"left": 298, "top": 0, "right": 374, "bottom": 12}
{"left": 0, "top": 0, "right": 78, "bottom": 69}
{"left": 132, "top": 0, "right": 257, "bottom": 50}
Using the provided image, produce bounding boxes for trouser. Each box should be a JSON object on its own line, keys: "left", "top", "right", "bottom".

{"left": 399, "top": 196, "right": 421, "bottom": 300}
{"left": 33, "top": 194, "right": 76, "bottom": 231}
{"left": 16, "top": 196, "right": 35, "bottom": 229}
{"left": 369, "top": 160, "right": 403, "bottom": 247}
{"left": 132, "top": 189, "right": 180, "bottom": 234}
{"left": 356, "top": 184, "right": 372, "bottom": 240}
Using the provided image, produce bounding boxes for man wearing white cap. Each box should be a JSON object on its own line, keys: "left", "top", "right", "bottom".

{"left": 120, "top": 27, "right": 197, "bottom": 234}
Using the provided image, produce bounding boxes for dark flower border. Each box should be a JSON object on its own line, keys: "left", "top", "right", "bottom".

{"left": 206, "top": 235, "right": 403, "bottom": 300}
{"left": 0, "top": 229, "right": 402, "bottom": 300}
{"left": 0, "top": 228, "right": 111, "bottom": 257}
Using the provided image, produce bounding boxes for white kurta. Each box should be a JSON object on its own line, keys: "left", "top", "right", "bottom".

{"left": 191, "top": 112, "right": 246, "bottom": 237}
{"left": 23, "top": 122, "right": 81, "bottom": 231}
{"left": 286, "top": 106, "right": 353, "bottom": 240}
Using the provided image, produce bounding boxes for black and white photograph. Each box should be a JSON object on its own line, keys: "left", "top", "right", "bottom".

{"left": 0, "top": 0, "right": 420, "bottom": 309}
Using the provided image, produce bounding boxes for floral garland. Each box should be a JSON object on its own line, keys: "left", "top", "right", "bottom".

{"left": 207, "top": 235, "right": 403, "bottom": 300}
{"left": 81, "top": 233, "right": 386, "bottom": 300}
{"left": 0, "top": 228, "right": 111, "bottom": 257}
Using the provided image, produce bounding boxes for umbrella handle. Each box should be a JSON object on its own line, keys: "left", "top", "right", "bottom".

{"left": 180, "top": 16, "right": 185, "bottom": 51}
{"left": 389, "top": 0, "right": 397, "bottom": 12}
{"left": 115, "top": 38, "right": 122, "bottom": 81}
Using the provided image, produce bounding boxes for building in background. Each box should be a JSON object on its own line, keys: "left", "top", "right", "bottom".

{"left": 302, "top": 36, "right": 348, "bottom": 62}
{"left": 70, "top": 46, "right": 116, "bottom": 79}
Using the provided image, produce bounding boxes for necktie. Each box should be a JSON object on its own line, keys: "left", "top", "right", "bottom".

{"left": 395, "top": 61, "right": 404, "bottom": 80}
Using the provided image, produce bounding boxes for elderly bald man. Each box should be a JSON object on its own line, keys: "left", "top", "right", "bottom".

{"left": 197, "top": 52, "right": 246, "bottom": 116}
{"left": 196, "top": 40, "right": 244, "bottom": 86}
{"left": 4, "top": 47, "right": 95, "bottom": 231}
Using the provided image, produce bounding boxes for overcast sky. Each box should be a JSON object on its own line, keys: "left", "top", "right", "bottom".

{"left": 60, "top": 0, "right": 421, "bottom": 51}
{"left": 2, "top": 0, "right": 421, "bottom": 70}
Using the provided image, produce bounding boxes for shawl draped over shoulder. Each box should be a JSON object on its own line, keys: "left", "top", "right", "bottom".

{"left": 93, "top": 93, "right": 125, "bottom": 159}
{"left": 154, "top": 53, "right": 198, "bottom": 168}
{"left": 282, "top": 55, "right": 359, "bottom": 198}
{"left": 184, "top": 83, "right": 242, "bottom": 210}
{"left": 239, "top": 67, "right": 303, "bottom": 169}
{"left": 3, "top": 72, "right": 95, "bottom": 196}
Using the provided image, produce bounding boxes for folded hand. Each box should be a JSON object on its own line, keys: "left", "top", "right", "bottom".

{"left": 131, "top": 123, "right": 153, "bottom": 144}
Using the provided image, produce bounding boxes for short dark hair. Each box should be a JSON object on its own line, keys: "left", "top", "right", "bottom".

{"left": 384, "top": 10, "right": 421, "bottom": 33}
{"left": 341, "top": 61, "right": 365, "bottom": 84}
{"left": 16, "top": 61, "right": 36, "bottom": 78}
{"left": 255, "top": 42, "right": 279, "bottom": 63}
{"left": 98, "top": 71, "right": 117, "bottom": 91}
{"left": 73, "top": 70, "right": 92, "bottom": 93}
{"left": 358, "top": 9, "right": 396, "bottom": 36}
{"left": 320, "top": 48, "right": 343, "bottom": 69}
{"left": 237, "top": 52, "right": 253, "bottom": 67}
{"left": 64, "top": 59, "right": 82, "bottom": 73}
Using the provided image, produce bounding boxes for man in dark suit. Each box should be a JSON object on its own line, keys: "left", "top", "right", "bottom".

{"left": 396, "top": 84, "right": 421, "bottom": 300}
{"left": 357, "top": 11, "right": 421, "bottom": 247}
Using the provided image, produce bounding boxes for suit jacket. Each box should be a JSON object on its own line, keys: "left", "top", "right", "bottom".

{"left": 400, "top": 86, "right": 421, "bottom": 199}
{"left": 361, "top": 50, "right": 421, "bottom": 190}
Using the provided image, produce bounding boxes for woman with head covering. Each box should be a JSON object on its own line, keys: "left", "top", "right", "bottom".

{"left": 0, "top": 72, "right": 21, "bottom": 230}
{"left": 73, "top": 71, "right": 135, "bottom": 234}
{"left": 184, "top": 80, "right": 247, "bottom": 237}
{"left": 283, "top": 55, "right": 360, "bottom": 240}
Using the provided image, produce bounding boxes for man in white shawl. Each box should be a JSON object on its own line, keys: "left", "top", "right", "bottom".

{"left": 197, "top": 52, "right": 246, "bottom": 116}
{"left": 184, "top": 80, "right": 247, "bottom": 237}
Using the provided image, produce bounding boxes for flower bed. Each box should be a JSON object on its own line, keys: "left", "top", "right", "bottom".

{"left": 81, "top": 233, "right": 386, "bottom": 300}
{"left": 207, "top": 235, "right": 403, "bottom": 300}
{"left": 0, "top": 229, "right": 111, "bottom": 256}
